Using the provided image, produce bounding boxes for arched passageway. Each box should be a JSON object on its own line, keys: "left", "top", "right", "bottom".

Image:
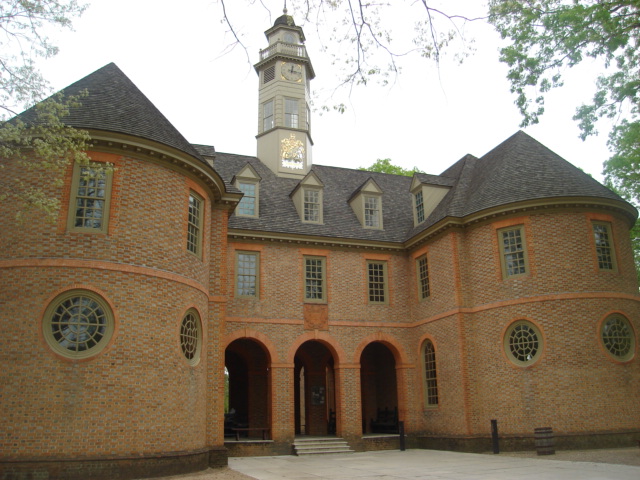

{"left": 360, "top": 342, "right": 398, "bottom": 434}
{"left": 225, "top": 339, "right": 271, "bottom": 439}
{"left": 294, "top": 341, "right": 336, "bottom": 436}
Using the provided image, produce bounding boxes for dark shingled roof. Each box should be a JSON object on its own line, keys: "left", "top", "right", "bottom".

{"left": 214, "top": 131, "right": 634, "bottom": 244}
{"left": 19, "top": 63, "right": 631, "bottom": 243}
{"left": 19, "top": 63, "right": 205, "bottom": 162}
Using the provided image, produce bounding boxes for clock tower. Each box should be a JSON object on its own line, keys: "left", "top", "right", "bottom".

{"left": 254, "top": 9, "right": 315, "bottom": 177}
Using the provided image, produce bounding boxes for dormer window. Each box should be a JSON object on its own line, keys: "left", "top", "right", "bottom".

{"left": 415, "top": 190, "right": 425, "bottom": 224}
{"left": 238, "top": 182, "right": 257, "bottom": 216}
{"left": 291, "top": 171, "right": 324, "bottom": 224}
{"left": 410, "top": 174, "right": 454, "bottom": 227}
{"left": 349, "top": 178, "right": 383, "bottom": 230}
{"left": 233, "top": 164, "right": 261, "bottom": 218}
{"left": 304, "top": 188, "right": 321, "bottom": 222}
{"left": 364, "top": 195, "right": 381, "bottom": 228}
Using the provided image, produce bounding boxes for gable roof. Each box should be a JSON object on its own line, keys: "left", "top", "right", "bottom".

{"left": 19, "top": 63, "right": 205, "bottom": 162}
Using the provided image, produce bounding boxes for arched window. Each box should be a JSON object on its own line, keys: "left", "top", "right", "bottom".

{"left": 423, "top": 340, "right": 438, "bottom": 407}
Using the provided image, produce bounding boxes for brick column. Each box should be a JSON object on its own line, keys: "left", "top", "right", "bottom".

{"left": 270, "top": 363, "right": 295, "bottom": 442}
{"left": 334, "top": 364, "right": 361, "bottom": 440}
{"left": 395, "top": 363, "right": 417, "bottom": 431}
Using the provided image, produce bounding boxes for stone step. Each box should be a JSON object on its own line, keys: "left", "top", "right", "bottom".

{"left": 293, "top": 437, "right": 354, "bottom": 456}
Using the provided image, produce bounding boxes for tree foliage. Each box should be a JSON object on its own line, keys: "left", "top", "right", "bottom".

{"left": 359, "top": 158, "right": 424, "bottom": 176}
{"left": 0, "top": 0, "right": 91, "bottom": 222}
{"left": 488, "top": 1, "right": 640, "bottom": 189}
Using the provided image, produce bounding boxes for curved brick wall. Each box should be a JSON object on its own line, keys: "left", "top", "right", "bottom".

{"left": 0, "top": 149, "right": 223, "bottom": 479}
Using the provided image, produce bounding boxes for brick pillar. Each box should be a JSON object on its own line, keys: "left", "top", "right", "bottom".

{"left": 270, "top": 363, "right": 295, "bottom": 442}
{"left": 395, "top": 364, "right": 416, "bottom": 432}
{"left": 335, "top": 364, "right": 361, "bottom": 440}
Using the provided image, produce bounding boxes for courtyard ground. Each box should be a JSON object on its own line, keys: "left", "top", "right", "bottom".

{"left": 146, "top": 446, "right": 640, "bottom": 480}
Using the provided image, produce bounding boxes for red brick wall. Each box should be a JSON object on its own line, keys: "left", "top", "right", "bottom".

{"left": 224, "top": 210, "right": 639, "bottom": 443}
{"left": 0, "top": 150, "right": 225, "bottom": 463}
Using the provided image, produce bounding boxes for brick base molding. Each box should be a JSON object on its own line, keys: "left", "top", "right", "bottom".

{"left": 0, "top": 447, "right": 227, "bottom": 480}
{"left": 417, "top": 430, "right": 640, "bottom": 453}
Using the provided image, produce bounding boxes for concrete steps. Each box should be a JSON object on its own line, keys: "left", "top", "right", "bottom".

{"left": 293, "top": 437, "right": 354, "bottom": 456}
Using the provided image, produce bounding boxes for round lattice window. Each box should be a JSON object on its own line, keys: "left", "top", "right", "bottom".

{"left": 504, "top": 320, "right": 543, "bottom": 366}
{"left": 601, "top": 315, "right": 635, "bottom": 361}
{"left": 180, "top": 310, "right": 201, "bottom": 365}
{"left": 43, "top": 290, "right": 114, "bottom": 359}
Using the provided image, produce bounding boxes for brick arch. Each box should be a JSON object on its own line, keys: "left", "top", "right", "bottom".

{"left": 224, "top": 328, "right": 279, "bottom": 364}
{"left": 352, "top": 332, "right": 410, "bottom": 366}
{"left": 285, "top": 331, "right": 347, "bottom": 366}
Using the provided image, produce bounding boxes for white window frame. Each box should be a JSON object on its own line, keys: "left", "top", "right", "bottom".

{"left": 285, "top": 98, "right": 299, "bottom": 128}
{"left": 263, "top": 99, "right": 274, "bottom": 131}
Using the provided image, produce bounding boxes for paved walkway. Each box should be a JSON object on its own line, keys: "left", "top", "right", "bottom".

{"left": 228, "top": 449, "right": 640, "bottom": 480}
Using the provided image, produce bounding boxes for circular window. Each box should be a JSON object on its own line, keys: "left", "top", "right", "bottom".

{"left": 43, "top": 290, "right": 114, "bottom": 359}
{"left": 504, "top": 320, "right": 542, "bottom": 366}
{"left": 180, "top": 310, "right": 202, "bottom": 365}
{"left": 601, "top": 315, "right": 635, "bottom": 361}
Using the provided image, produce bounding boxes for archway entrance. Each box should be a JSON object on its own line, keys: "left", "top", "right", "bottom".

{"left": 225, "top": 339, "right": 271, "bottom": 439}
{"left": 360, "top": 342, "right": 398, "bottom": 434}
{"left": 294, "top": 341, "right": 336, "bottom": 436}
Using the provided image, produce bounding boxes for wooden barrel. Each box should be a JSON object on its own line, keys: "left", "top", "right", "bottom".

{"left": 534, "top": 427, "right": 555, "bottom": 455}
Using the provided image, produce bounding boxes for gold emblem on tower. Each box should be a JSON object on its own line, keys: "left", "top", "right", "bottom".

{"left": 280, "top": 134, "right": 305, "bottom": 169}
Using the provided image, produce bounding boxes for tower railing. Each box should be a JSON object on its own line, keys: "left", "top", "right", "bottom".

{"left": 259, "top": 41, "right": 307, "bottom": 61}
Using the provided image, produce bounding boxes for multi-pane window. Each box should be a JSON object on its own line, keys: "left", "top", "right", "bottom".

{"left": 187, "top": 193, "right": 203, "bottom": 256}
{"left": 593, "top": 222, "right": 615, "bottom": 270}
{"left": 417, "top": 255, "right": 430, "bottom": 300}
{"left": 601, "top": 315, "right": 635, "bottom": 361}
{"left": 367, "top": 261, "right": 387, "bottom": 303}
{"left": 499, "top": 227, "right": 526, "bottom": 277}
{"left": 237, "top": 252, "right": 259, "bottom": 297}
{"left": 43, "top": 290, "right": 115, "bottom": 359}
{"left": 423, "top": 340, "right": 439, "bottom": 406}
{"left": 285, "top": 98, "right": 299, "bottom": 128}
{"left": 263, "top": 99, "right": 274, "bottom": 131}
{"left": 304, "top": 256, "right": 326, "bottom": 302}
{"left": 364, "top": 195, "right": 380, "bottom": 228}
{"left": 180, "top": 310, "right": 202, "bottom": 366}
{"left": 304, "top": 188, "right": 320, "bottom": 223}
{"left": 69, "top": 165, "right": 111, "bottom": 232}
{"left": 306, "top": 104, "right": 311, "bottom": 131}
{"left": 237, "top": 182, "right": 257, "bottom": 217}
{"left": 415, "top": 190, "right": 425, "bottom": 224}
{"left": 504, "top": 320, "right": 542, "bottom": 365}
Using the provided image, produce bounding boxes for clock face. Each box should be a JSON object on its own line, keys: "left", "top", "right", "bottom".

{"left": 282, "top": 62, "right": 303, "bottom": 82}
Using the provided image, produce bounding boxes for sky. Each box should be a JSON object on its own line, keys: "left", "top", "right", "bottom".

{"left": 36, "top": 0, "right": 613, "bottom": 181}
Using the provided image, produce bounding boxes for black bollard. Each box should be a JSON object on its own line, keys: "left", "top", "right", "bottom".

{"left": 491, "top": 419, "right": 499, "bottom": 454}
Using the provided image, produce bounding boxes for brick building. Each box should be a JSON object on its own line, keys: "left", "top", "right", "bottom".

{"left": 1, "top": 12, "right": 639, "bottom": 480}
